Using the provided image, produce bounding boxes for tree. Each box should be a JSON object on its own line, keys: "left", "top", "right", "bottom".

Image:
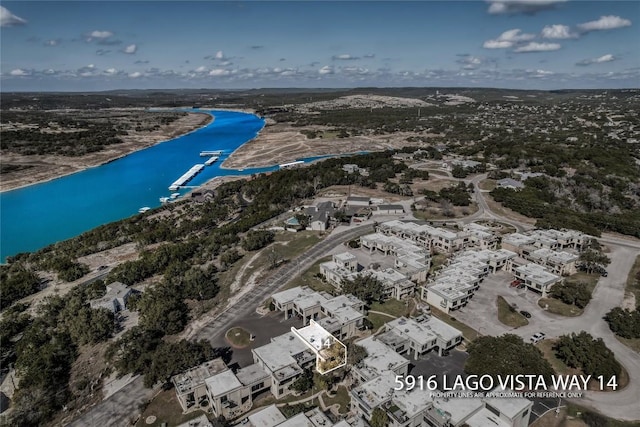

{"left": 554, "top": 332, "right": 621, "bottom": 381}
{"left": 347, "top": 343, "right": 368, "bottom": 365}
{"left": 241, "top": 230, "right": 275, "bottom": 251}
{"left": 291, "top": 369, "right": 314, "bottom": 393}
{"left": 549, "top": 281, "right": 592, "bottom": 308}
{"left": 604, "top": 307, "right": 640, "bottom": 339}
{"left": 341, "top": 275, "right": 386, "bottom": 305}
{"left": 465, "top": 334, "right": 554, "bottom": 382}
{"left": 370, "top": 407, "right": 389, "bottom": 427}
{"left": 579, "top": 248, "right": 610, "bottom": 274}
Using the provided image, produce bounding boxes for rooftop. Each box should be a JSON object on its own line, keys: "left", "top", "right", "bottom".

{"left": 465, "top": 408, "right": 511, "bottom": 427}
{"left": 247, "top": 404, "right": 286, "bottom": 427}
{"left": 204, "top": 369, "right": 242, "bottom": 397}
{"left": 484, "top": 388, "right": 532, "bottom": 418}
{"left": 515, "top": 263, "right": 560, "bottom": 286}
{"left": 171, "top": 358, "right": 227, "bottom": 395}
{"left": 356, "top": 336, "right": 409, "bottom": 380}
{"left": 236, "top": 363, "right": 270, "bottom": 386}
{"left": 252, "top": 332, "right": 311, "bottom": 372}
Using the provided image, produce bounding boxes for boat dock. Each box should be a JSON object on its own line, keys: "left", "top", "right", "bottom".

{"left": 200, "top": 150, "right": 223, "bottom": 157}
{"left": 204, "top": 156, "right": 219, "bottom": 166}
{"left": 169, "top": 164, "right": 204, "bottom": 191}
{"left": 279, "top": 160, "right": 305, "bottom": 169}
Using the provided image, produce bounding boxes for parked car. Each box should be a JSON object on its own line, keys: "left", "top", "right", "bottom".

{"left": 519, "top": 310, "right": 531, "bottom": 319}
{"left": 530, "top": 332, "right": 546, "bottom": 344}
{"left": 510, "top": 279, "right": 522, "bottom": 287}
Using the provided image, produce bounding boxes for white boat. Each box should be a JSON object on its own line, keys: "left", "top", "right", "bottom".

{"left": 170, "top": 193, "right": 181, "bottom": 199}
{"left": 159, "top": 197, "right": 170, "bottom": 203}
{"left": 138, "top": 207, "right": 151, "bottom": 213}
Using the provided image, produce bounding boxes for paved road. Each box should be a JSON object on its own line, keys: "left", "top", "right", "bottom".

{"left": 191, "top": 223, "right": 374, "bottom": 342}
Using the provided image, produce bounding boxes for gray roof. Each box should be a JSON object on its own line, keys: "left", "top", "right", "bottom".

{"left": 497, "top": 178, "right": 524, "bottom": 189}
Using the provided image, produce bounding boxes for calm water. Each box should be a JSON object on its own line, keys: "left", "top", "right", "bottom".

{"left": 0, "top": 110, "right": 284, "bottom": 261}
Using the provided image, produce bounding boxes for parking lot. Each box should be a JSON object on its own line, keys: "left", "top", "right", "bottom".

{"left": 409, "top": 347, "right": 562, "bottom": 423}
{"left": 209, "top": 310, "right": 303, "bottom": 368}
{"left": 451, "top": 271, "right": 546, "bottom": 338}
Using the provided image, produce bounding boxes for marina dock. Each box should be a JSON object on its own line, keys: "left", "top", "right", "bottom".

{"left": 200, "top": 150, "right": 223, "bottom": 157}
{"left": 204, "top": 156, "right": 219, "bottom": 166}
{"left": 279, "top": 160, "right": 304, "bottom": 169}
{"left": 169, "top": 164, "right": 204, "bottom": 191}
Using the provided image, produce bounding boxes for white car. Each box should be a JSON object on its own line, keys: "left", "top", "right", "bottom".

{"left": 530, "top": 332, "right": 546, "bottom": 344}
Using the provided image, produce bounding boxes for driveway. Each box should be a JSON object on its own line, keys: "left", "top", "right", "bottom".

{"left": 209, "top": 311, "right": 303, "bottom": 368}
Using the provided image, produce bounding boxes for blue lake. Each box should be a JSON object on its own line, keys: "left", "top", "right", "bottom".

{"left": 0, "top": 110, "right": 291, "bottom": 261}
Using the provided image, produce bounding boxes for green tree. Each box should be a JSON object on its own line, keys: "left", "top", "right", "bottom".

{"left": 604, "top": 307, "right": 640, "bottom": 339}
{"left": 465, "top": 334, "right": 554, "bottom": 382}
{"left": 370, "top": 407, "right": 389, "bottom": 427}
{"left": 341, "top": 275, "right": 386, "bottom": 305}
{"left": 579, "top": 248, "right": 610, "bottom": 274}
{"left": 291, "top": 369, "right": 314, "bottom": 393}
{"left": 554, "top": 332, "right": 621, "bottom": 381}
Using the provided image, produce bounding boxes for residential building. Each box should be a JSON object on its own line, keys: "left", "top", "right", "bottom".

{"left": 374, "top": 204, "right": 405, "bottom": 215}
{"left": 377, "top": 220, "right": 470, "bottom": 253}
{"left": 271, "top": 286, "right": 327, "bottom": 325}
{"left": 205, "top": 363, "right": 270, "bottom": 420}
{"left": 89, "top": 282, "right": 133, "bottom": 313}
{"left": 304, "top": 201, "right": 335, "bottom": 231}
{"left": 246, "top": 405, "right": 365, "bottom": 427}
{"left": 346, "top": 196, "right": 371, "bottom": 207}
{"left": 252, "top": 332, "right": 316, "bottom": 399}
{"left": 497, "top": 178, "right": 524, "bottom": 190}
{"left": 513, "top": 263, "right": 561, "bottom": 296}
{"left": 271, "top": 286, "right": 364, "bottom": 340}
{"left": 350, "top": 370, "right": 532, "bottom": 427}
{"left": 527, "top": 248, "right": 578, "bottom": 275}
{"left": 421, "top": 248, "right": 516, "bottom": 312}
{"left": 172, "top": 358, "right": 227, "bottom": 412}
{"left": 463, "top": 223, "right": 499, "bottom": 250}
{"left": 382, "top": 316, "right": 462, "bottom": 358}
{"left": 352, "top": 335, "right": 410, "bottom": 384}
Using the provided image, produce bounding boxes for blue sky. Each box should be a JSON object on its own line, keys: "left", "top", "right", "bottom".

{"left": 1, "top": 1, "right": 638, "bottom": 91}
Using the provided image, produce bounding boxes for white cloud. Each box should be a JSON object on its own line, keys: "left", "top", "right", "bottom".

{"left": 500, "top": 29, "right": 536, "bottom": 42}
{"left": 541, "top": 24, "right": 576, "bottom": 39}
{"left": 209, "top": 68, "right": 231, "bottom": 76}
{"left": 44, "top": 39, "right": 60, "bottom": 47}
{"left": 483, "top": 28, "right": 535, "bottom": 49}
{"left": 123, "top": 44, "right": 137, "bottom": 54}
{"left": 129, "top": 71, "right": 142, "bottom": 78}
{"left": 194, "top": 66, "right": 207, "bottom": 73}
{"left": 456, "top": 55, "right": 488, "bottom": 70}
{"left": 514, "top": 42, "right": 561, "bottom": 52}
{"left": 487, "top": 0, "right": 566, "bottom": 15}
{"left": 215, "top": 50, "right": 224, "bottom": 59}
{"left": 483, "top": 40, "right": 513, "bottom": 49}
{"left": 10, "top": 68, "right": 30, "bottom": 76}
{"left": 88, "top": 30, "right": 113, "bottom": 39}
{"left": 104, "top": 68, "right": 118, "bottom": 75}
{"left": 578, "top": 15, "right": 632, "bottom": 32}
{"left": 332, "top": 54, "right": 359, "bottom": 60}
{"left": 0, "top": 6, "right": 27, "bottom": 27}
{"left": 318, "top": 65, "right": 334, "bottom": 75}
{"left": 576, "top": 54, "right": 616, "bottom": 66}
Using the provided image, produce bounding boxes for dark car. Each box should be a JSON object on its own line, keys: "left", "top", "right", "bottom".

{"left": 519, "top": 310, "right": 531, "bottom": 318}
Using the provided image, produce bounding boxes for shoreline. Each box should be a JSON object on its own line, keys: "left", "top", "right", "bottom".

{"left": 0, "top": 111, "right": 214, "bottom": 194}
